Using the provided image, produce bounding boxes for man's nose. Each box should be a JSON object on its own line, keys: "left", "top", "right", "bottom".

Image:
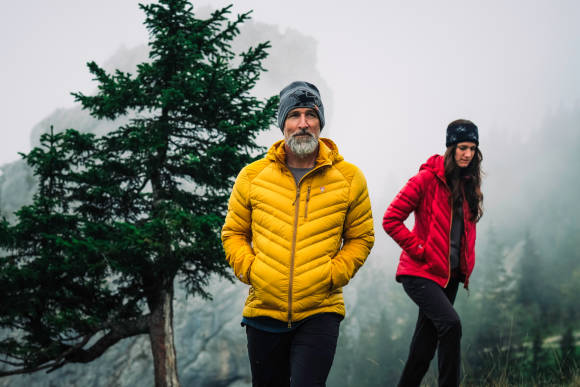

{"left": 298, "top": 114, "right": 309, "bottom": 128}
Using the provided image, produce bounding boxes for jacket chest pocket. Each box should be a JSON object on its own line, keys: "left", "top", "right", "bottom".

{"left": 300, "top": 186, "right": 348, "bottom": 223}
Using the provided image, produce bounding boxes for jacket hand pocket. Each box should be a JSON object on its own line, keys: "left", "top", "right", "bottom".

{"left": 408, "top": 241, "right": 426, "bottom": 262}
{"left": 325, "top": 258, "right": 334, "bottom": 291}
{"left": 246, "top": 258, "right": 255, "bottom": 285}
{"left": 329, "top": 262, "right": 335, "bottom": 292}
{"left": 236, "top": 254, "right": 256, "bottom": 285}
{"left": 329, "top": 257, "right": 348, "bottom": 292}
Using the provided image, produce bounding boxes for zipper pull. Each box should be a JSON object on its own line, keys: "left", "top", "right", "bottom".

{"left": 292, "top": 188, "right": 300, "bottom": 206}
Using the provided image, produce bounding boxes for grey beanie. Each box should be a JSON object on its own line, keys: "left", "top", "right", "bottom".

{"left": 277, "top": 81, "right": 325, "bottom": 131}
{"left": 446, "top": 120, "right": 479, "bottom": 147}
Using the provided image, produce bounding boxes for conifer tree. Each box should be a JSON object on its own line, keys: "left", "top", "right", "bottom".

{"left": 467, "top": 226, "right": 514, "bottom": 379}
{"left": 517, "top": 231, "right": 543, "bottom": 309}
{"left": 530, "top": 328, "right": 545, "bottom": 378}
{"left": 0, "top": 1, "right": 277, "bottom": 385}
{"left": 560, "top": 326, "right": 576, "bottom": 378}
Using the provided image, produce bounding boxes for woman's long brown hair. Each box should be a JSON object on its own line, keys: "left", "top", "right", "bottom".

{"left": 444, "top": 144, "right": 484, "bottom": 222}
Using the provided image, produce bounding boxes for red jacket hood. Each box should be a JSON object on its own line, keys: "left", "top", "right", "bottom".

{"left": 419, "top": 154, "right": 446, "bottom": 182}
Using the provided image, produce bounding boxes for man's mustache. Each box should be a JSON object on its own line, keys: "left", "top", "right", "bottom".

{"left": 291, "top": 130, "right": 315, "bottom": 138}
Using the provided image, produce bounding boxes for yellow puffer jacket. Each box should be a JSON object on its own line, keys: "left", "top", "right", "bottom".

{"left": 222, "top": 138, "right": 374, "bottom": 323}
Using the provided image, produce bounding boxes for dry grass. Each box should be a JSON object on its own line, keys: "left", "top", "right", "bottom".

{"left": 415, "top": 368, "right": 580, "bottom": 386}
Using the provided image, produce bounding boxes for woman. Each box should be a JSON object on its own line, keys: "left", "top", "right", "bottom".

{"left": 383, "top": 119, "right": 483, "bottom": 387}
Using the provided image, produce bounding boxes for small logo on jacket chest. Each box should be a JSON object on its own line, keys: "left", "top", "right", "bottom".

{"left": 320, "top": 186, "right": 325, "bottom": 192}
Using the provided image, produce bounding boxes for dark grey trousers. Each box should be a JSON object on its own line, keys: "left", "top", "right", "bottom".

{"left": 398, "top": 275, "right": 462, "bottom": 387}
{"left": 245, "top": 313, "right": 341, "bottom": 387}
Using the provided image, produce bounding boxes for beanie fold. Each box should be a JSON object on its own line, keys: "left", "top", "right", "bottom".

{"left": 277, "top": 81, "right": 325, "bottom": 131}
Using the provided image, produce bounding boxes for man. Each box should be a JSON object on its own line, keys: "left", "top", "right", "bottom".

{"left": 222, "top": 81, "right": 374, "bottom": 386}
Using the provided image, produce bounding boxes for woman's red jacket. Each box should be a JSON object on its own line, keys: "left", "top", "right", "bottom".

{"left": 382, "top": 155, "right": 476, "bottom": 288}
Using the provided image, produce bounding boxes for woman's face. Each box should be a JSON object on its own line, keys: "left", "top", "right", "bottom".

{"left": 454, "top": 142, "right": 477, "bottom": 168}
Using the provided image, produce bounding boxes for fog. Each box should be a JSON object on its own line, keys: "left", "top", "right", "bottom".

{"left": 3, "top": 1, "right": 580, "bottom": 166}
{"left": 1, "top": 1, "right": 579, "bottom": 385}
{"left": 3, "top": 0, "right": 580, "bottom": 226}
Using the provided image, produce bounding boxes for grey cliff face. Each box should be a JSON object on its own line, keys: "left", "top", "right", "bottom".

{"left": 0, "top": 159, "right": 35, "bottom": 221}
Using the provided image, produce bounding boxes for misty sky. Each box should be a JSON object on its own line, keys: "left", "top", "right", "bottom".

{"left": 1, "top": 0, "right": 579, "bottom": 184}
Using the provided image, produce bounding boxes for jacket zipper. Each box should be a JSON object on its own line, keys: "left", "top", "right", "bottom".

{"left": 444, "top": 203, "right": 453, "bottom": 288}
{"left": 288, "top": 186, "right": 300, "bottom": 327}
{"left": 286, "top": 165, "right": 325, "bottom": 327}
{"left": 461, "top": 198, "right": 470, "bottom": 290}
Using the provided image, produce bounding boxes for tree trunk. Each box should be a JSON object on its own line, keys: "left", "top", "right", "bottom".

{"left": 148, "top": 285, "right": 180, "bottom": 387}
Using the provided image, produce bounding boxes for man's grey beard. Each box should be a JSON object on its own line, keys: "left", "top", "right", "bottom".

{"left": 285, "top": 132, "right": 319, "bottom": 157}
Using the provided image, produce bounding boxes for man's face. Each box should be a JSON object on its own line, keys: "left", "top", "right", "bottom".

{"left": 283, "top": 107, "right": 320, "bottom": 157}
